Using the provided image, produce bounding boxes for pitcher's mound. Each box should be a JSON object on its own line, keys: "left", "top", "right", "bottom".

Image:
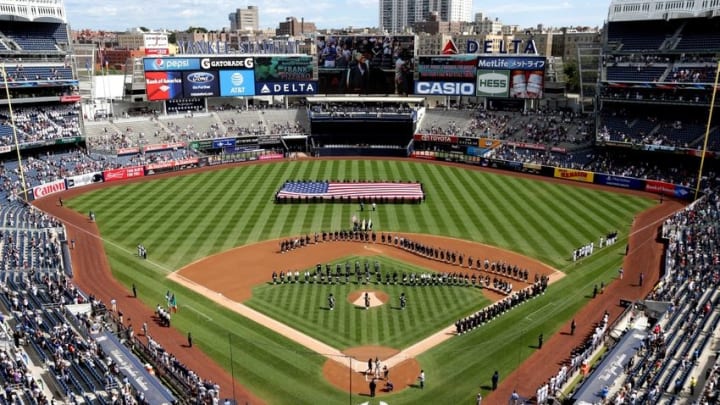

{"left": 348, "top": 291, "right": 389, "bottom": 308}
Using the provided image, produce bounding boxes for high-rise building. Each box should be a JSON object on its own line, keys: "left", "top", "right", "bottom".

{"left": 380, "top": 0, "right": 473, "bottom": 33}
{"left": 229, "top": 5, "right": 259, "bottom": 32}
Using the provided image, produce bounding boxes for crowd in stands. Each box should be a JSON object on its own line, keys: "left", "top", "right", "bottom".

{"left": 0, "top": 104, "right": 81, "bottom": 146}
{"left": 309, "top": 103, "right": 415, "bottom": 118}
{"left": 418, "top": 107, "right": 592, "bottom": 145}
{"left": 563, "top": 186, "right": 720, "bottom": 404}
{"left": 0, "top": 198, "right": 220, "bottom": 403}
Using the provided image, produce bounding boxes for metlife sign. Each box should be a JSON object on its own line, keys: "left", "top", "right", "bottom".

{"left": 414, "top": 81, "right": 475, "bottom": 96}
{"left": 476, "top": 70, "right": 509, "bottom": 97}
{"left": 256, "top": 81, "right": 318, "bottom": 95}
{"left": 143, "top": 57, "right": 200, "bottom": 71}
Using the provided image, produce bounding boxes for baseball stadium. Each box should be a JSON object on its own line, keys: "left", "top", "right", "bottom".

{"left": 0, "top": 0, "right": 719, "bottom": 404}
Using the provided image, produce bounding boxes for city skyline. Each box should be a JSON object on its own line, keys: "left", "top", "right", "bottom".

{"left": 66, "top": 0, "right": 610, "bottom": 32}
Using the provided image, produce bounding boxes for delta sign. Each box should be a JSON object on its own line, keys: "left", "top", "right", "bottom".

{"left": 442, "top": 39, "right": 539, "bottom": 55}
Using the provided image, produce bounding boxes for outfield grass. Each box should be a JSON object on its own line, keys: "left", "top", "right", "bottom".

{"left": 66, "top": 160, "right": 656, "bottom": 404}
{"left": 246, "top": 255, "right": 490, "bottom": 349}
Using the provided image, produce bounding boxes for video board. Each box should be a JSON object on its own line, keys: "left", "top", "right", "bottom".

{"left": 475, "top": 56, "right": 546, "bottom": 99}
{"left": 412, "top": 55, "right": 546, "bottom": 98}
{"left": 315, "top": 35, "right": 415, "bottom": 94}
{"left": 143, "top": 55, "right": 318, "bottom": 100}
{"left": 254, "top": 56, "right": 318, "bottom": 95}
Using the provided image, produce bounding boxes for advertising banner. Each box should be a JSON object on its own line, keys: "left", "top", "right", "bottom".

{"left": 219, "top": 70, "right": 255, "bottom": 96}
{"left": 476, "top": 56, "right": 546, "bottom": 99}
{"left": 413, "top": 134, "right": 458, "bottom": 144}
{"left": 674, "top": 186, "right": 692, "bottom": 199}
{"left": 476, "top": 70, "right": 510, "bottom": 97}
{"left": 256, "top": 81, "right": 318, "bottom": 95}
{"left": 466, "top": 146, "right": 485, "bottom": 156}
{"left": 506, "top": 141, "right": 545, "bottom": 151}
{"left": 66, "top": 172, "right": 103, "bottom": 189}
{"left": 166, "top": 98, "right": 204, "bottom": 112}
{"left": 254, "top": 56, "right": 314, "bottom": 82}
{"left": 212, "top": 138, "right": 236, "bottom": 149}
{"left": 554, "top": 168, "right": 594, "bottom": 183}
{"left": 258, "top": 153, "right": 284, "bottom": 161}
{"left": 143, "top": 57, "right": 200, "bottom": 71}
{"left": 476, "top": 56, "right": 546, "bottom": 71}
{"left": 182, "top": 71, "right": 219, "bottom": 97}
{"left": 103, "top": 166, "right": 145, "bottom": 182}
{"left": 144, "top": 142, "right": 185, "bottom": 152}
{"left": 594, "top": 174, "right": 645, "bottom": 190}
{"left": 32, "top": 179, "right": 66, "bottom": 199}
{"left": 0, "top": 145, "right": 12, "bottom": 154}
{"left": 478, "top": 138, "right": 502, "bottom": 149}
{"left": 457, "top": 137, "right": 479, "bottom": 147}
{"left": 645, "top": 180, "right": 675, "bottom": 196}
{"left": 145, "top": 71, "right": 183, "bottom": 101}
{"left": 117, "top": 147, "right": 140, "bottom": 156}
{"left": 143, "top": 33, "right": 169, "bottom": 55}
{"left": 200, "top": 57, "right": 254, "bottom": 70}
{"left": 417, "top": 55, "right": 477, "bottom": 82}
{"left": 414, "top": 81, "right": 475, "bottom": 96}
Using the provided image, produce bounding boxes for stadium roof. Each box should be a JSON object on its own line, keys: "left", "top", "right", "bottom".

{"left": 306, "top": 96, "right": 425, "bottom": 104}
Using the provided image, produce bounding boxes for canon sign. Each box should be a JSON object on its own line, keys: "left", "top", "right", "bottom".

{"left": 33, "top": 179, "right": 66, "bottom": 199}
{"left": 414, "top": 81, "right": 475, "bottom": 96}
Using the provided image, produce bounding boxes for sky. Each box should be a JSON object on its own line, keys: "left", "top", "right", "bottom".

{"left": 65, "top": 0, "right": 611, "bottom": 32}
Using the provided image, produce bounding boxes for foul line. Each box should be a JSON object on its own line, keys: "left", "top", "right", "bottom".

{"left": 184, "top": 305, "right": 213, "bottom": 321}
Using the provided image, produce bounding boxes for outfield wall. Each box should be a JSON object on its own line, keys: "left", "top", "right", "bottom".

{"left": 410, "top": 151, "right": 694, "bottom": 200}
{"left": 27, "top": 150, "right": 693, "bottom": 201}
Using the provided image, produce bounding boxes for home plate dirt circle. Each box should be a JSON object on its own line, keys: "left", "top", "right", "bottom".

{"left": 322, "top": 345, "right": 421, "bottom": 396}
{"left": 347, "top": 290, "right": 389, "bottom": 308}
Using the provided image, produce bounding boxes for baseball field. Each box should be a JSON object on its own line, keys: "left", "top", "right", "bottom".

{"left": 61, "top": 159, "right": 655, "bottom": 404}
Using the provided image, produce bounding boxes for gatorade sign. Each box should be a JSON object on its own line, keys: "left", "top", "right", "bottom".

{"left": 476, "top": 70, "right": 509, "bottom": 97}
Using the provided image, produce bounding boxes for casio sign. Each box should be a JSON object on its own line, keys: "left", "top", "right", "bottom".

{"left": 187, "top": 72, "right": 215, "bottom": 83}
{"left": 415, "top": 81, "right": 475, "bottom": 96}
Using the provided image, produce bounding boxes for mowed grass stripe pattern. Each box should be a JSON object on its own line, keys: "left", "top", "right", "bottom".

{"left": 64, "top": 160, "right": 657, "bottom": 404}
{"left": 69, "top": 160, "right": 652, "bottom": 271}
{"left": 246, "top": 256, "right": 489, "bottom": 350}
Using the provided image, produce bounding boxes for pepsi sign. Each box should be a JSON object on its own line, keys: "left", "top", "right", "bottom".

{"left": 182, "top": 71, "right": 219, "bottom": 97}
{"left": 143, "top": 58, "right": 200, "bottom": 71}
{"left": 414, "top": 81, "right": 475, "bottom": 96}
{"left": 257, "top": 81, "right": 318, "bottom": 95}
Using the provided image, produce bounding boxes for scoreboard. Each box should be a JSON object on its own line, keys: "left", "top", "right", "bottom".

{"left": 143, "top": 55, "right": 318, "bottom": 100}
{"left": 414, "top": 55, "right": 546, "bottom": 98}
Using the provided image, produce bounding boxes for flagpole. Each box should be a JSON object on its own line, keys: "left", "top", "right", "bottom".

{"left": 1, "top": 63, "right": 29, "bottom": 201}
{"left": 694, "top": 59, "right": 720, "bottom": 200}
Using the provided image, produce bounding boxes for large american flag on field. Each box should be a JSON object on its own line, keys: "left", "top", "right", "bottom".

{"left": 276, "top": 181, "right": 424, "bottom": 200}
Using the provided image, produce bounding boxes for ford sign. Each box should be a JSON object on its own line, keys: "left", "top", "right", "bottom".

{"left": 187, "top": 72, "right": 215, "bottom": 83}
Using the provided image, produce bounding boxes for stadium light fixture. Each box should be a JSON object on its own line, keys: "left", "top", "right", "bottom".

{"left": 694, "top": 60, "right": 720, "bottom": 200}
{"left": 0, "top": 63, "right": 29, "bottom": 201}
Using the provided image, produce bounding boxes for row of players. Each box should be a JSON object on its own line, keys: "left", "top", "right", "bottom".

{"left": 271, "top": 269, "right": 514, "bottom": 292}
{"left": 278, "top": 230, "right": 533, "bottom": 282}
{"left": 455, "top": 278, "right": 549, "bottom": 335}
